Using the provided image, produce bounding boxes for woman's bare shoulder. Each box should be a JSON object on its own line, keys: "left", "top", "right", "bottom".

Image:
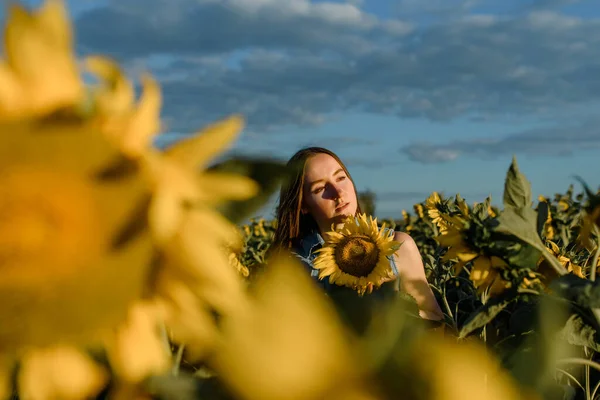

{"left": 392, "top": 230, "right": 416, "bottom": 244}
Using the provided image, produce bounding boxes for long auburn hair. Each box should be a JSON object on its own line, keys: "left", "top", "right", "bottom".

{"left": 271, "top": 146, "right": 362, "bottom": 253}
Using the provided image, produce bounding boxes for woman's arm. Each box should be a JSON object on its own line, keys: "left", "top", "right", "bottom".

{"left": 392, "top": 231, "right": 444, "bottom": 321}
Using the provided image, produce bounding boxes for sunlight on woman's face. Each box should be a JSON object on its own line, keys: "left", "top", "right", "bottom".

{"left": 301, "top": 153, "right": 358, "bottom": 233}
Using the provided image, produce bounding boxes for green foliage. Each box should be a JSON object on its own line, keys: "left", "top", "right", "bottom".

{"left": 358, "top": 189, "right": 377, "bottom": 216}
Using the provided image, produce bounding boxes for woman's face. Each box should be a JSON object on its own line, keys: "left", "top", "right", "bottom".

{"left": 301, "top": 153, "right": 358, "bottom": 233}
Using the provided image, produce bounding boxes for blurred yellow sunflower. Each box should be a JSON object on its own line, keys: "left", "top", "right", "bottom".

{"left": 211, "top": 255, "right": 369, "bottom": 400}
{"left": 313, "top": 214, "right": 400, "bottom": 295}
{"left": 81, "top": 53, "right": 258, "bottom": 360}
{"left": 436, "top": 224, "right": 509, "bottom": 296}
{"left": 0, "top": 0, "right": 260, "bottom": 397}
{"left": 408, "top": 332, "right": 534, "bottom": 400}
{"left": 0, "top": 92, "right": 165, "bottom": 397}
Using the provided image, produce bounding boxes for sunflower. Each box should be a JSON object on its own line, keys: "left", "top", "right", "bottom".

{"left": 414, "top": 203, "right": 425, "bottom": 219}
{"left": 211, "top": 254, "right": 368, "bottom": 400}
{"left": 407, "top": 332, "right": 528, "bottom": 400}
{"left": 425, "top": 192, "right": 469, "bottom": 235}
{"left": 425, "top": 192, "right": 447, "bottom": 233}
{"left": 0, "top": 1, "right": 259, "bottom": 397}
{"left": 82, "top": 54, "right": 258, "bottom": 359}
{"left": 401, "top": 209, "right": 414, "bottom": 232}
{"left": 0, "top": 93, "right": 162, "bottom": 397}
{"left": 436, "top": 223, "right": 510, "bottom": 296}
{"left": 537, "top": 241, "right": 584, "bottom": 282}
{"left": 312, "top": 214, "right": 401, "bottom": 295}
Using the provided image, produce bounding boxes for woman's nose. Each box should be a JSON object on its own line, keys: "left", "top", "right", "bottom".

{"left": 331, "top": 183, "right": 344, "bottom": 198}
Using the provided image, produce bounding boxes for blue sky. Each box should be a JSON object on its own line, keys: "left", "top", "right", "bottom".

{"left": 13, "top": 0, "right": 600, "bottom": 220}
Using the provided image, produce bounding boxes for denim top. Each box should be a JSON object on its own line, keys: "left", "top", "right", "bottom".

{"left": 291, "top": 229, "right": 400, "bottom": 297}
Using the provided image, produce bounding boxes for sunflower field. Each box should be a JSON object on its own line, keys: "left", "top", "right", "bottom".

{"left": 3, "top": 1, "right": 600, "bottom": 399}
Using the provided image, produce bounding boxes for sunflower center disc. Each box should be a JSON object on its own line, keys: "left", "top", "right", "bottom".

{"left": 335, "top": 234, "right": 380, "bottom": 277}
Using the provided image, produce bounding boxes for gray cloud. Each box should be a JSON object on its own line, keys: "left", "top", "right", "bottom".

{"left": 400, "top": 117, "right": 600, "bottom": 163}
{"left": 72, "top": 0, "right": 600, "bottom": 137}
{"left": 75, "top": 0, "right": 411, "bottom": 60}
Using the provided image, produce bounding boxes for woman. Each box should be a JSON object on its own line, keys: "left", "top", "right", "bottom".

{"left": 271, "top": 146, "right": 444, "bottom": 321}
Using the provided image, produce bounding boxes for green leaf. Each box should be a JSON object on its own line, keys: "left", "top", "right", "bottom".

{"left": 497, "top": 207, "right": 544, "bottom": 251}
{"left": 503, "top": 156, "right": 532, "bottom": 209}
{"left": 207, "top": 157, "right": 290, "bottom": 224}
{"left": 459, "top": 287, "right": 519, "bottom": 338}
{"left": 558, "top": 314, "right": 600, "bottom": 352}
{"left": 496, "top": 207, "right": 567, "bottom": 275}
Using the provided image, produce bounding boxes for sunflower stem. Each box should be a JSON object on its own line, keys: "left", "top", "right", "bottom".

{"left": 159, "top": 322, "right": 173, "bottom": 357}
{"left": 172, "top": 344, "right": 185, "bottom": 376}
{"left": 557, "top": 357, "right": 600, "bottom": 373}
{"left": 540, "top": 246, "right": 569, "bottom": 277}
{"left": 440, "top": 287, "right": 456, "bottom": 330}
{"left": 590, "top": 225, "right": 600, "bottom": 282}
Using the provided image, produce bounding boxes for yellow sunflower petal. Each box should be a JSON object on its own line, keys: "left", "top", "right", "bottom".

{"left": 0, "top": 0, "right": 82, "bottom": 120}
{"left": 105, "top": 302, "right": 170, "bottom": 383}
{"left": 85, "top": 56, "right": 135, "bottom": 116}
{"left": 457, "top": 251, "right": 479, "bottom": 263}
{"left": 570, "top": 263, "right": 585, "bottom": 279}
{"left": 470, "top": 257, "right": 492, "bottom": 287}
{"left": 436, "top": 231, "right": 463, "bottom": 248}
{"left": 197, "top": 172, "right": 259, "bottom": 203}
{"left": 457, "top": 197, "right": 469, "bottom": 216}
{"left": 165, "top": 115, "right": 244, "bottom": 169}
{"left": 121, "top": 74, "right": 162, "bottom": 157}
{"left": 324, "top": 230, "right": 345, "bottom": 242}
{"left": 18, "top": 346, "right": 108, "bottom": 400}
{"left": 165, "top": 211, "right": 245, "bottom": 313}
{"left": 547, "top": 241, "right": 560, "bottom": 255}
{"left": 155, "top": 278, "right": 219, "bottom": 361}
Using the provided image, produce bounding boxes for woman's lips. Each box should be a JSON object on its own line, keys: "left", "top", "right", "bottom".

{"left": 335, "top": 202, "right": 350, "bottom": 213}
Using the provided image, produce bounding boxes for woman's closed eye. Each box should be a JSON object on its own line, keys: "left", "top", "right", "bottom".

{"left": 312, "top": 186, "right": 324, "bottom": 194}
